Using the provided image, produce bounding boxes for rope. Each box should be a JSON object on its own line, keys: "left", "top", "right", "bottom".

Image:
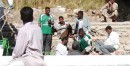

{"left": 0, "top": 7, "right": 11, "bottom": 32}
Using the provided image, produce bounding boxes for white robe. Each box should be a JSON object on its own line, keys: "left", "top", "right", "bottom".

{"left": 56, "top": 43, "right": 68, "bottom": 55}
{"left": 11, "top": 22, "right": 44, "bottom": 66}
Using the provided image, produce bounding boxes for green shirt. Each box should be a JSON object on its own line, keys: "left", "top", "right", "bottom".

{"left": 79, "top": 34, "right": 92, "bottom": 52}
{"left": 38, "top": 14, "right": 54, "bottom": 34}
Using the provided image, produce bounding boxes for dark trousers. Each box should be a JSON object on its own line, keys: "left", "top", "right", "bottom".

{"left": 43, "top": 34, "right": 52, "bottom": 55}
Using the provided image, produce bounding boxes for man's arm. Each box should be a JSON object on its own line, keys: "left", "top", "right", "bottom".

{"left": 48, "top": 15, "right": 54, "bottom": 25}
{"left": 12, "top": 29, "right": 28, "bottom": 58}
{"left": 83, "top": 17, "right": 91, "bottom": 33}
{"left": 99, "top": 3, "right": 109, "bottom": 17}
{"left": 100, "top": 3, "right": 109, "bottom": 12}
{"left": 73, "top": 18, "right": 79, "bottom": 34}
{"left": 38, "top": 14, "right": 43, "bottom": 27}
{"left": 38, "top": 23, "right": 41, "bottom": 27}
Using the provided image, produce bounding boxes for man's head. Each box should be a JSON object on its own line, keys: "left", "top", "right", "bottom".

{"left": 45, "top": 7, "right": 50, "bottom": 15}
{"left": 20, "top": 7, "right": 33, "bottom": 24}
{"left": 105, "top": 26, "right": 112, "bottom": 34}
{"left": 61, "top": 36, "right": 68, "bottom": 45}
{"left": 78, "top": 28, "right": 85, "bottom": 38}
{"left": 72, "top": 41, "right": 80, "bottom": 50}
{"left": 77, "top": 11, "right": 83, "bottom": 19}
{"left": 59, "top": 16, "right": 64, "bottom": 24}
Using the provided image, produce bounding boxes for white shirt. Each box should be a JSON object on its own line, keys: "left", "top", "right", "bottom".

{"left": 54, "top": 22, "right": 69, "bottom": 37}
{"left": 104, "top": 31, "right": 120, "bottom": 50}
{"left": 55, "top": 22, "right": 68, "bottom": 32}
{"left": 12, "top": 22, "right": 44, "bottom": 66}
{"left": 78, "top": 20, "right": 83, "bottom": 30}
{"left": 56, "top": 43, "right": 68, "bottom": 55}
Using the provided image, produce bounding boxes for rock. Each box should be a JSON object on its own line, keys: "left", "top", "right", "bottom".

{"left": 51, "top": 6, "right": 66, "bottom": 14}
{"left": 73, "top": 9, "right": 81, "bottom": 14}
{"left": 124, "top": 45, "right": 130, "bottom": 51}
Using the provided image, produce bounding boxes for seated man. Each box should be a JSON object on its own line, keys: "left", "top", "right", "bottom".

{"left": 95, "top": 26, "right": 120, "bottom": 55}
{"left": 71, "top": 28, "right": 92, "bottom": 52}
{"left": 99, "top": 0, "right": 118, "bottom": 22}
{"left": 56, "top": 36, "right": 68, "bottom": 55}
{"left": 68, "top": 41, "right": 82, "bottom": 55}
{"left": 55, "top": 16, "right": 72, "bottom": 39}
{"left": 7, "top": 7, "right": 44, "bottom": 66}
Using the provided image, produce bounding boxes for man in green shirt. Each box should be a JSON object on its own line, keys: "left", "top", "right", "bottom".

{"left": 71, "top": 28, "right": 92, "bottom": 52}
{"left": 38, "top": 7, "right": 54, "bottom": 55}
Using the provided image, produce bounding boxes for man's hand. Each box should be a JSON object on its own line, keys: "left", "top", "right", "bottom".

{"left": 48, "top": 19, "right": 54, "bottom": 25}
{"left": 66, "top": 24, "right": 70, "bottom": 27}
{"left": 48, "top": 19, "right": 51, "bottom": 24}
{"left": 38, "top": 23, "right": 41, "bottom": 27}
{"left": 70, "top": 35, "right": 76, "bottom": 41}
{"left": 57, "top": 28, "right": 61, "bottom": 31}
{"left": 108, "top": 1, "right": 113, "bottom": 7}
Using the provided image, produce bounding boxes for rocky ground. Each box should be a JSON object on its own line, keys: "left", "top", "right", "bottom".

{"left": 5, "top": 6, "right": 130, "bottom": 55}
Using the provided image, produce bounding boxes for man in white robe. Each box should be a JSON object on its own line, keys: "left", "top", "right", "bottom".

{"left": 7, "top": 7, "right": 44, "bottom": 66}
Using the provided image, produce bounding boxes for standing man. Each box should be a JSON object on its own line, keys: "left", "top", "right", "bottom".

{"left": 99, "top": 0, "right": 118, "bottom": 22}
{"left": 95, "top": 26, "right": 120, "bottom": 55}
{"left": 7, "top": 7, "right": 44, "bottom": 66}
{"left": 74, "top": 11, "right": 91, "bottom": 35}
{"left": 38, "top": 7, "right": 54, "bottom": 55}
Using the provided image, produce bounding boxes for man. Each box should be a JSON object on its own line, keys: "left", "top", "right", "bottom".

{"left": 7, "top": 7, "right": 44, "bottom": 66}
{"left": 74, "top": 11, "right": 91, "bottom": 35}
{"left": 56, "top": 36, "right": 68, "bottom": 55}
{"left": 38, "top": 7, "right": 54, "bottom": 55}
{"left": 55, "top": 16, "right": 72, "bottom": 39}
{"left": 95, "top": 26, "right": 120, "bottom": 55}
{"left": 72, "top": 28, "right": 92, "bottom": 52}
{"left": 99, "top": 0, "right": 118, "bottom": 22}
{"left": 68, "top": 41, "right": 82, "bottom": 55}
